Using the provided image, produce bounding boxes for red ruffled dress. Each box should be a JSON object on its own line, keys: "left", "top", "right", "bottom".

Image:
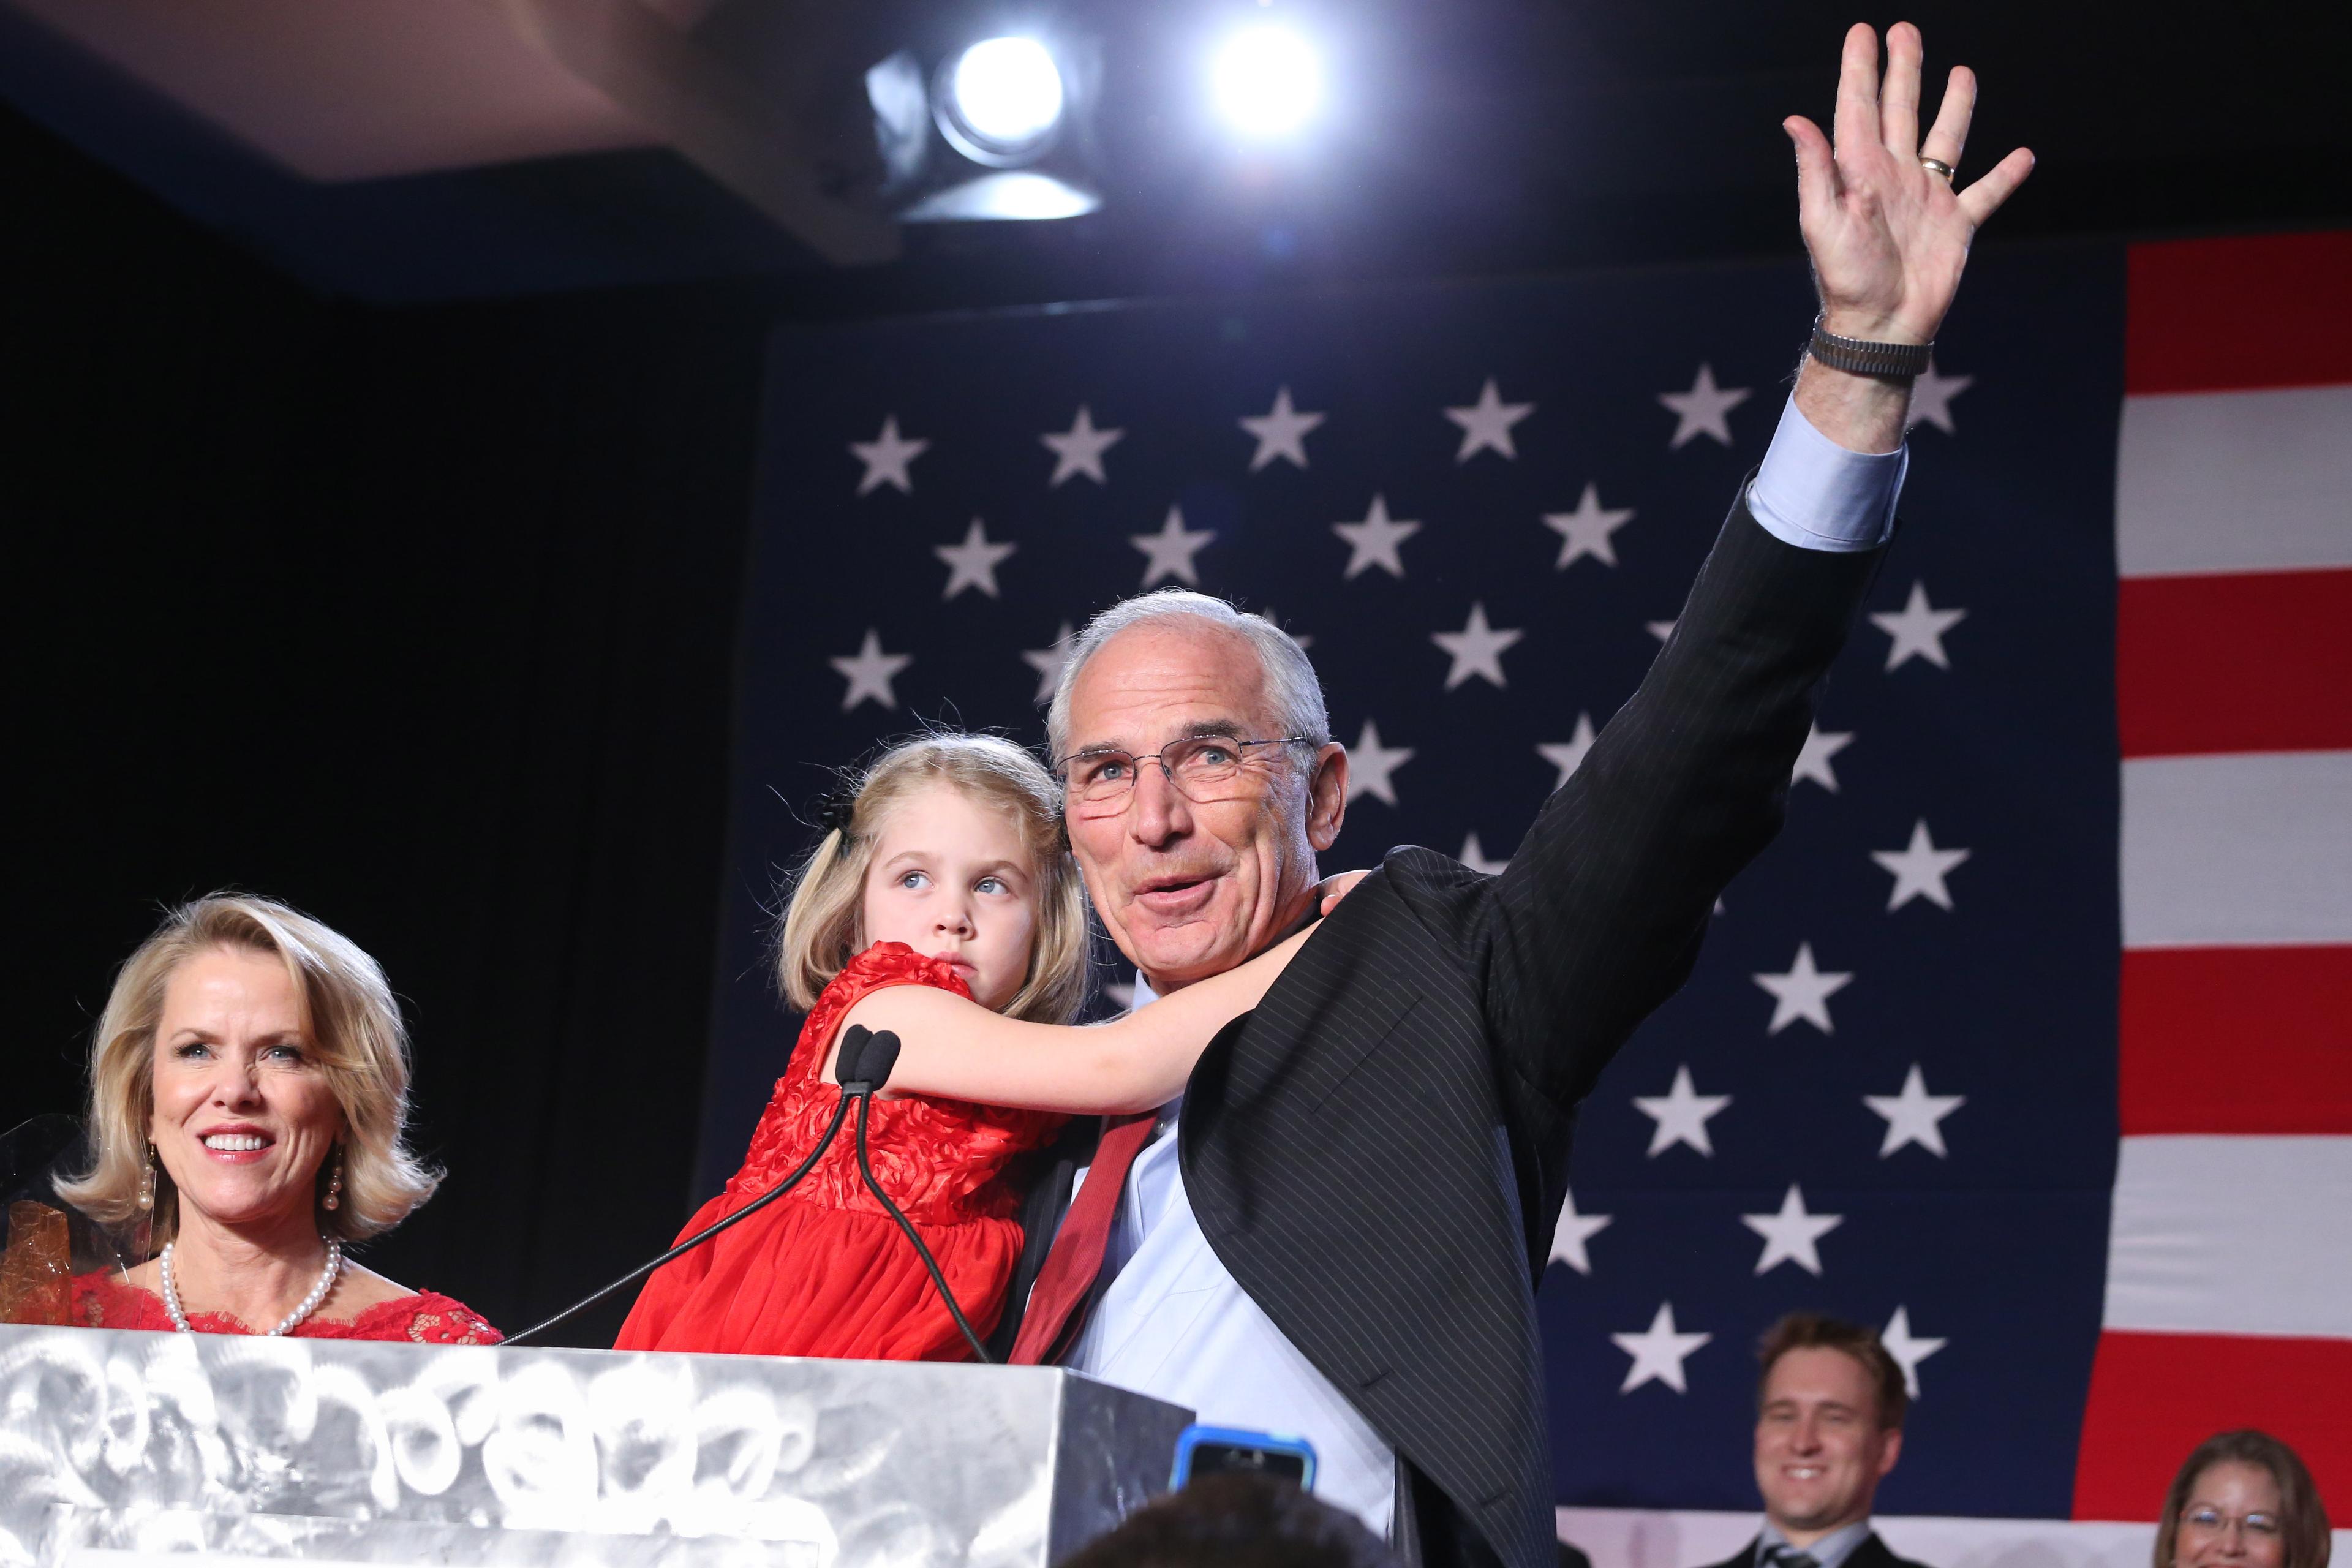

{"left": 71, "top": 1275, "right": 500, "bottom": 1344}
{"left": 614, "top": 943, "right": 1065, "bottom": 1362}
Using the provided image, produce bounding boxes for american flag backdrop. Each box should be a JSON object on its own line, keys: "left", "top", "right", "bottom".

{"left": 698, "top": 232, "right": 2350, "bottom": 1558}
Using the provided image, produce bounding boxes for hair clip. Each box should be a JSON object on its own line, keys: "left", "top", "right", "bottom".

{"left": 818, "top": 788, "right": 859, "bottom": 838}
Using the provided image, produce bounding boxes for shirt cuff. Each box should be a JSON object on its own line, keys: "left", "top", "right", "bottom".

{"left": 1746, "top": 393, "right": 1907, "bottom": 552}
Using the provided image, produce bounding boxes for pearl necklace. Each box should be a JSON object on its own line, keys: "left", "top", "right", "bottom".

{"left": 159, "top": 1237, "right": 343, "bottom": 1336}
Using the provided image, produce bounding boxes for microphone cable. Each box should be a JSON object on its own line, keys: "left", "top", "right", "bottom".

{"left": 503, "top": 1091, "right": 853, "bottom": 1346}
{"left": 840, "top": 1025, "right": 992, "bottom": 1362}
{"left": 505, "top": 1026, "right": 990, "bottom": 1362}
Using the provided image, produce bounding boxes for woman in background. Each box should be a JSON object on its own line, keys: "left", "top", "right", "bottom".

{"left": 61, "top": 893, "right": 497, "bottom": 1342}
{"left": 2153, "top": 1430, "right": 2331, "bottom": 1568}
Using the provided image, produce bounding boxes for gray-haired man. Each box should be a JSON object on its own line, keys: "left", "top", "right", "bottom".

{"left": 995, "top": 28, "right": 2032, "bottom": 1568}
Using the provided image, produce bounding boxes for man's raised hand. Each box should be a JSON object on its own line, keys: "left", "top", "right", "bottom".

{"left": 1785, "top": 22, "right": 2034, "bottom": 347}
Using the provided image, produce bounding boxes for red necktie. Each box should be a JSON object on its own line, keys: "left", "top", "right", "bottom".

{"left": 1007, "top": 1113, "right": 1158, "bottom": 1365}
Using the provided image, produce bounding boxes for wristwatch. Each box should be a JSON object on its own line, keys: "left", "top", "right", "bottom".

{"left": 1807, "top": 318, "right": 1933, "bottom": 379}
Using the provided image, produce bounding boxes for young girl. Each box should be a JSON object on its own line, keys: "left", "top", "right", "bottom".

{"left": 613, "top": 733, "right": 1325, "bottom": 1362}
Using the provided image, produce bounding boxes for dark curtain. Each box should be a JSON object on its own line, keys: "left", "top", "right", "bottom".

{"left": 6, "top": 105, "right": 765, "bottom": 1345}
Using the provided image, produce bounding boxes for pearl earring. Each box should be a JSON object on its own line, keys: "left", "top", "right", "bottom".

{"left": 323, "top": 1147, "right": 344, "bottom": 1212}
{"left": 138, "top": 1145, "right": 156, "bottom": 1211}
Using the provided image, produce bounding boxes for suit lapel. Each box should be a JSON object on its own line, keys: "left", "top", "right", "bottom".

{"left": 1844, "top": 1534, "right": 1894, "bottom": 1568}
{"left": 1181, "top": 861, "right": 1554, "bottom": 1567}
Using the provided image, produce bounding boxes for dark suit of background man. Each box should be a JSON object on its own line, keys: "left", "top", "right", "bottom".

{"left": 990, "top": 23, "right": 2037, "bottom": 1568}
{"left": 1694, "top": 1314, "right": 1937, "bottom": 1568}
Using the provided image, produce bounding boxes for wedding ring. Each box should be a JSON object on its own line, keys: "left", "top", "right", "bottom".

{"left": 1919, "top": 156, "right": 1956, "bottom": 179}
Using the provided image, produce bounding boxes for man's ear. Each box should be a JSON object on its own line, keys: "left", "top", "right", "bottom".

{"left": 1306, "top": 742, "right": 1348, "bottom": 851}
{"left": 1876, "top": 1425, "right": 1903, "bottom": 1479}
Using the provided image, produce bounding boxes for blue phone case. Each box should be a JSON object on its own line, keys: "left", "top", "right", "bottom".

{"left": 1169, "top": 1423, "right": 1319, "bottom": 1490}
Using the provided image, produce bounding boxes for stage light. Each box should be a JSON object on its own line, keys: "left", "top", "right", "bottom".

{"left": 1212, "top": 23, "right": 1322, "bottom": 139}
{"left": 936, "top": 37, "right": 1066, "bottom": 167}
{"left": 864, "top": 32, "right": 1102, "bottom": 225}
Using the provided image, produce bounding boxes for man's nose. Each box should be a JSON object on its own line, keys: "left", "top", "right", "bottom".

{"left": 1128, "top": 760, "right": 1192, "bottom": 846}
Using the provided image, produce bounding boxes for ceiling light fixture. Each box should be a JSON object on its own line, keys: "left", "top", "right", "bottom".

{"left": 936, "top": 37, "right": 1066, "bottom": 167}
{"left": 1211, "top": 23, "right": 1322, "bottom": 140}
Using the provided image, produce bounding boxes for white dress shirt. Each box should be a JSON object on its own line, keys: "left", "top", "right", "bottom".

{"left": 1749, "top": 392, "right": 1907, "bottom": 552}
{"left": 1064, "top": 393, "right": 1907, "bottom": 1539}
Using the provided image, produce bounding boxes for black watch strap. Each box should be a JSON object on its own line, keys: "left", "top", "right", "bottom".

{"left": 1807, "top": 319, "right": 1933, "bottom": 379}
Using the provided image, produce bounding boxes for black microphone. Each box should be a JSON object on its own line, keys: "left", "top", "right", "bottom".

{"left": 834, "top": 1023, "right": 897, "bottom": 1096}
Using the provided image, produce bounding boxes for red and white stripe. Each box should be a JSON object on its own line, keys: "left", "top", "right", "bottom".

{"left": 2074, "top": 231, "right": 2352, "bottom": 1525}
{"left": 1566, "top": 235, "right": 2351, "bottom": 1568}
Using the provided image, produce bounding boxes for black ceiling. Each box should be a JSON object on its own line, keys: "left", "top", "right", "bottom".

{"left": 7, "top": 0, "right": 2349, "bottom": 314}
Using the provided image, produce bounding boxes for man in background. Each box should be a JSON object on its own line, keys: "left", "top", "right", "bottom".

{"left": 1695, "top": 1314, "right": 1935, "bottom": 1568}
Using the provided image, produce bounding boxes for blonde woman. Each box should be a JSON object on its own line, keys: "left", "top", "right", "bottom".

{"left": 62, "top": 894, "right": 496, "bottom": 1342}
{"left": 614, "top": 733, "right": 1335, "bottom": 1362}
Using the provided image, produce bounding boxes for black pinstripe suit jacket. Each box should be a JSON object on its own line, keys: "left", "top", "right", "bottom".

{"left": 1002, "top": 491, "right": 1887, "bottom": 1568}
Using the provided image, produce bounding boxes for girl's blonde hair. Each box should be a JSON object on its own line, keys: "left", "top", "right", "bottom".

{"left": 58, "top": 893, "right": 442, "bottom": 1246}
{"left": 777, "top": 734, "right": 1089, "bottom": 1027}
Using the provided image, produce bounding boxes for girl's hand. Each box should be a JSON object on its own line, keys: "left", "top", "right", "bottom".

{"left": 1316, "top": 870, "right": 1371, "bottom": 915}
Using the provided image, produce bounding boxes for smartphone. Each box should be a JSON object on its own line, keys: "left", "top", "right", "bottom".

{"left": 1169, "top": 1424, "right": 1319, "bottom": 1490}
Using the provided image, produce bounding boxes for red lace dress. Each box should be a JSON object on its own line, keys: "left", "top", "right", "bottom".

{"left": 70, "top": 1274, "right": 500, "bottom": 1344}
{"left": 614, "top": 943, "right": 1065, "bottom": 1361}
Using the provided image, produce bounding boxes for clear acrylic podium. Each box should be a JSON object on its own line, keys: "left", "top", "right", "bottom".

{"left": 0, "top": 1322, "right": 1194, "bottom": 1568}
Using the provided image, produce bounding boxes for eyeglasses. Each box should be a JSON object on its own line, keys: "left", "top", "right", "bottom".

{"left": 1053, "top": 734, "right": 1317, "bottom": 810}
{"left": 2183, "top": 1509, "right": 2280, "bottom": 1536}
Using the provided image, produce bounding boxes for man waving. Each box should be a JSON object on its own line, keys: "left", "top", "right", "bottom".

{"left": 1003, "top": 27, "right": 2032, "bottom": 1568}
